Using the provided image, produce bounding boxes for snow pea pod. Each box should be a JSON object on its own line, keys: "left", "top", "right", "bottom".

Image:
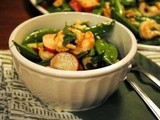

{"left": 120, "top": 0, "right": 136, "bottom": 7}
{"left": 22, "top": 29, "right": 58, "bottom": 45}
{"left": 95, "top": 39, "right": 118, "bottom": 64}
{"left": 150, "top": 16, "right": 160, "bottom": 23}
{"left": 103, "top": 43, "right": 119, "bottom": 64}
{"left": 37, "top": 58, "right": 51, "bottom": 66}
{"left": 82, "top": 20, "right": 115, "bottom": 39}
{"left": 112, "top": 0, "right": 124, "bottom": 16}
{"left": 13, "top": 41, "right": 40, "bottom": 61}
{"left": 95, "top": 39, "right": 108, "bottom": 54}
{"left": 92, "top": 0, "right": 106, "bottom": 15}
{"left": 47, "top": 2, "right": 72, "bottom": 12}
{"left": 111, "top": 0, "right": 160, "bottom": 45}
{"left": 111, "top": 10, "right": 139, "bottom": 37}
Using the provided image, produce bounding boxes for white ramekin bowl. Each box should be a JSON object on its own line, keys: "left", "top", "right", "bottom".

{"left": 9, "top": 12, "right": 137, "bottom": 111}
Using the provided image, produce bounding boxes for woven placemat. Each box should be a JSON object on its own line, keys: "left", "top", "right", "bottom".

{"left": 0, "top": 50, "right": 82, "bottom": 120}
{"left": 138, "top": 50, "right": 160, "bottom": 66}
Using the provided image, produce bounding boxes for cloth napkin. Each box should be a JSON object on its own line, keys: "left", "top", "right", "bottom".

{"left": 0, "top": 50, "right": 82, "bottom": 120}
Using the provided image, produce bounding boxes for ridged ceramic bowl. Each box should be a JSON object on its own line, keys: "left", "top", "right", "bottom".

{"left": 9, "top": 12, "right": 137, "bottom": 111}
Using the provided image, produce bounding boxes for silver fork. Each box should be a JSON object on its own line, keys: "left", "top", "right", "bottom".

{"left": 132, "top": 50, "right": 160, "bottom": 88}
{"left": 127, "top": 50, "right": 160, "bottom": 119}
{"left": 131, "top": 64, "right": 160, "bottom": 88}
{"left": 126, "top": 78, "right": 160, "bottom": 120}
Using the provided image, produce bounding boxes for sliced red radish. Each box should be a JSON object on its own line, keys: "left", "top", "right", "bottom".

{"left": 77, "top": 63, "right": 83, "bottom": 71}
{"left": 50, "top": 52, "right": 79, "bottom": 71}
{"left": 42, "top": 34, "right": 56, "bottom": 53}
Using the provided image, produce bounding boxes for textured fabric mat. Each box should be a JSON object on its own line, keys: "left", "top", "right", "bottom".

{"left": 0, "top": 50, "right": 159, "bottom": 120}
{"left": 0, "top": 50, "right": 82, "bottom": 120}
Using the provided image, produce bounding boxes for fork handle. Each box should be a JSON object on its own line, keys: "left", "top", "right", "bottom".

{"left": 139, "top": 69, "right": 160, "bottom": 88}
{"left": 126, "top": 79, "right": 160, "bottom": 120}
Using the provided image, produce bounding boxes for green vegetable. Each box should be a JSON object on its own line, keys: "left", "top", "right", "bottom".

{"left": 103, "top": 43, "right": 119, "bottom": 64}
{"left": 92, "top": 6, "right": 104, "bottom": 15}
{"left": 150, "top": 16, "right": 160, "bottom": 23}
{"left": 120, "top": 0, "right": 136, "bottom": 7}
{"left": 95, "top": 39, "right": 108, "bottom": 54}
{"left": 83, "top": 20, "right": 115, "bottom": 38}
{"left": 22, "top": 29, "right": 58, "bottom": 45}
{"left": 37, "top": 58, "right": 51, "bottom": 66}
{"left": 47, "top": 3, "right": 72, "bottom": 12}
{"left": 36, "top": 0, "right": 46, "bottom": 4}
{"left": 13, "top": 41, "right": 40, "bottom": 61}
{"left": 95, "top": 39, "right": 119, "bottom": 64}
{"left": 92, "top": 0, "right": 106, "bottom": 15}
{"left": 87, "top": 47, "right": 96, "bottom": 57}
{"left": 111, "top": 0, "right": 140, "bottom": 38}
{"left": 111, "top": 10, "right": 139, "bottom": 37}
{"left": 84, "top": 55, "right": 104, "bottom": 70}
{"left": 91, "top": 54, "right": 103, "bottom": 64}
{"left": 26, "top": 43, "right": 38, "bottom": 48}
{"left": 15, "top": 20, "right": 119, "bottom": 70}
{"left": 135, "top": 16, "right": 150, "bottom": 23}
{"left": 77, "top": 51, "right": 88, "bottom": 59}
{"left": 145, "top": 0, "right": 160, "bottom": 5}
{"left": 63, "top": 25, "right": 76, "bottom": 46}
{"left": 112, "top": 0, "right": 124, "bottom": 16}
{"left": 111, "top": 0, "right": 160, "bottom": 44}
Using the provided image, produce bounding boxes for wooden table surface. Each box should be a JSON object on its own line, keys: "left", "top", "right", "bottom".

{"left": 0, "top": 0, "right": 41, "bottom": 49}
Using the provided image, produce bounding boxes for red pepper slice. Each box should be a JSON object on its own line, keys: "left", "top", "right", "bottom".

{"left": 69, "top": 0, "right": 82, "bottom": 12}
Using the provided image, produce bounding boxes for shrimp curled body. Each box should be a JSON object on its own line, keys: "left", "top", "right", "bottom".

{"left": 139, "top": 20, "right": 160, "bottom": 40}
{"left": 48, "top": 28, "right": 95, "bottom": 54}
{"left": 54, "top": 31, "right": 70, "bottom": 52}
{"left": 139, "top": 2, "right": 160, "bottom": 17}
{"left": 70, "top": 29, "right": 95, "bottom": 55}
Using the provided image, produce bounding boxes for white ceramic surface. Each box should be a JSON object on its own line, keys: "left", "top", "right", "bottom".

{"left": 30, "top": 0, "right": 49, "bottom": 14}
{"left": 9, "top": 12, "right": 137, "bottom": 111}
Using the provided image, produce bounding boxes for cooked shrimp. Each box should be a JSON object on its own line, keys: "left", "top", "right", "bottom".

{"left": 125, "top": 9, "right": 141, "bottom": 18}
{"left": 138, "top": 2, "right": 160, "bottom": 17}
{"left": 74, "top": 20, "right": 89, "bottom": 30}
{"left": 78, "top": 0, "right": 99, "bottom": 8}
{"left": 54, "top": 31, "right": 76, "bottom": 52}
{"left": 54, "top": 31, "right": 70, "bottom": 52}
{"left": 72, "top": 31, "right": 95, "bottom": 55}
{"left": 69, "top": 27, "right": 95, "bottom": 54}
{"left": 103, "top": 2, "right": 112, "bottom": 18}
{"left": 155, "top": 2, "right": 160, "bottom": 9}
{"left": 124, "top": 9, "right": 141, "bottom": 25}
{"left": 39, "top": 47, "right": 54, "bottom": 60}
{"left": 82, "top": 56, "right": 97, "bottom": 69}
{"left": 69, "top": 27, "right": 84, "bottom": 42}
{"left": 139, "top": 20, "right": 160, "bottom": 39}
{"left": 53, "top": 0, "right": 64, "bottom": 7}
